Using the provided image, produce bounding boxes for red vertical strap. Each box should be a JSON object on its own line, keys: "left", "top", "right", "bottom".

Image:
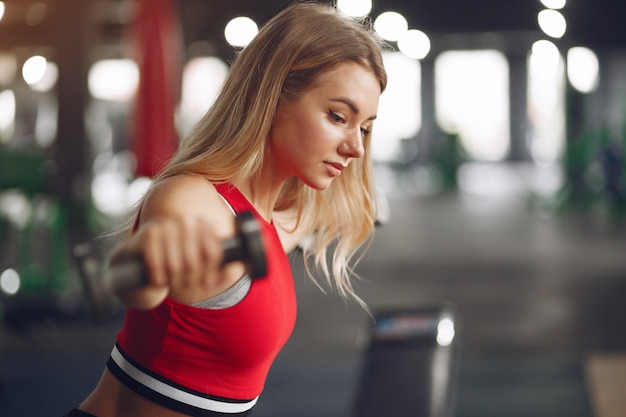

{"left": 131, "top": 0, "right": 182, "bottom": 178}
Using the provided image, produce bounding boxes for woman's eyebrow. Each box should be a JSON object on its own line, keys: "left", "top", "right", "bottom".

{"left": 331, "top": 97, "right": 377, "bottom": 121}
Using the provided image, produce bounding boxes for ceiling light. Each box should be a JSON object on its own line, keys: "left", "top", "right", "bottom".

{"left": 224, "top": 17, "right": 258, "bottom": 48}
{"left": 337, "top": 0, "right": 372, "bottom": 17}
{"left": 538, "top": 9, "right": 567, "bottom": 39}
{"left": 374, "top": 11, "right": 408, "bottom": 42}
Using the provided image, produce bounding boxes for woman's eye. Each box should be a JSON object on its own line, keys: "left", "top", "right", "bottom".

{"left": 360, "top": 127, "right": 371, "bottom": 136}
{"left": 329, "top": 111, "right": 345, "bottom": 123}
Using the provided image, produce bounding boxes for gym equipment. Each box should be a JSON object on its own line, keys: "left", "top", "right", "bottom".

{"left": 73, "top": 211, "right": 266, "bottom": 322}
{"left": 352, "top": 305, "right": 460, "bottom": 417}
{"left": 0, "top": 147, "right": 69, "bottom": 299}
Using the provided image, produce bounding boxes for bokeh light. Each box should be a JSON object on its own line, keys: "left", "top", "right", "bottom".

{"left": 435, "top": 50, "right": 510, "bottom": 161}
{"left": 540, "top": 0, "right": 566, "bottom": 9}
{"left": 224, "top": 16, "right": 258, "bottom": 48}
{"left": 538, "top": 9, "right": 567, "bottom": 39}
{"left": 21, "top": 55, "right": 58, "bottom": 92}
{"left": 0, "top": 89, "right": 15, "bottom": 142}
{"left": 436, "top": 317, "right": 455, "bottom": 347}
{"left": 22, "top": 55, "right": 48, "bottom": 85}
{"left": 529, "top": 40, "right": 565, "bottom": 164}
{"left": 398, "top": 29, "right": 431, "bottom": 60}
{"left": 88, "top": 59, "right": 139, "bottom": 101}
{"left": 179, "top": 56, "right": 229, "bottom": 133}
{"left": 567, "top": 46, "right": 599, "bottom": 93}
{"left": 337, "top": 0, "right": 372, "bottom": 17}
{"left": 374, "top": 11, "right": 408, "bottom": 42}
{"left": 373, "top": 52, "right": 421, "bottom": 162}
{"left": 0, "top": 268, "right": 20, "bottom": 296}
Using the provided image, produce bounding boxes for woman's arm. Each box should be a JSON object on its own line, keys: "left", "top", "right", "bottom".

{"left": 110, "top": 175, "right": 244, "bottom": 309}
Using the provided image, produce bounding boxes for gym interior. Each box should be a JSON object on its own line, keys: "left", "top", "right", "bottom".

{"left": 1, "top": 1, "right": 625, "bottom": 416}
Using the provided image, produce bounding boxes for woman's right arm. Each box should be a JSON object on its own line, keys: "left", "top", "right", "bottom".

{"left": 109, "top": 175, "right": 236, "bottom": 309}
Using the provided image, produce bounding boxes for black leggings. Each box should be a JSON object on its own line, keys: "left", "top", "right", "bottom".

{"left": 63, "top": 409, "right": 98, "bottom": 417}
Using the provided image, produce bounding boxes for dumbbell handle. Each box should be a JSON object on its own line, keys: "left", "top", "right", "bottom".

{"left": 102, "top": 237, "right": 244, "bottom": 295}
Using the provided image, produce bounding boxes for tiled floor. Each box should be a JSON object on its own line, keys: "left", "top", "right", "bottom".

{"left": 1, "top": 163, "right": 625, "bottom": 416}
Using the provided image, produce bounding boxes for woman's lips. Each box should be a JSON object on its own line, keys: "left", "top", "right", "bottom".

{"left": 324, "top": 161, "right": 345, "bottom": 177}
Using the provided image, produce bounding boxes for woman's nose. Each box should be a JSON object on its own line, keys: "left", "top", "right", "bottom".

{"left": 339, "top": 129, "right": 365, "bottom": 159}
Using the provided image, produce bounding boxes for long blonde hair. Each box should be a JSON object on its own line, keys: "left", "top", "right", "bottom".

{"left": 122, "top": 1, "right": 387, "bottom": 306}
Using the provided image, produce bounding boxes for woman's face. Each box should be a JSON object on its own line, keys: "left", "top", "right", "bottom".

{"left": 269, "top": 62, "right": 381, "bottom": 190}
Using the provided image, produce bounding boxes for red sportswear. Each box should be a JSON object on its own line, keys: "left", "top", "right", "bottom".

{"left": 107, "top": 183, "right": 297, "bottom": 416}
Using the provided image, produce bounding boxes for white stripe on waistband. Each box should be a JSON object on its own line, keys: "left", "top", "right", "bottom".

{"left": 110, "top": 345, "right": 258, "bottom": 414}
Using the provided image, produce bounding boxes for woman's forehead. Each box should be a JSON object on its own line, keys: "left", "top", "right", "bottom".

{"left": 310, "top": 63, "right": 381, "bottom": 107}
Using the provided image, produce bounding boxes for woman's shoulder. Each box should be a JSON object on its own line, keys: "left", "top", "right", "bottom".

{"left": 139, "top": 174, "right": 232, "bottom": 228}
{"left": 147, "top": 174, "right": 218, "bottom": 204}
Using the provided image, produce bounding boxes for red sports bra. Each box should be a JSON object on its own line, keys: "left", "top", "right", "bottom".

{"left": 107, "top": 183, "right": 297, "bottom": 416}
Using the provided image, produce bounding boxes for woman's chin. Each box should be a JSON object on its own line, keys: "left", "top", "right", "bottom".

{"left": 300, "top": 177, "right": 333, "bottom": 191}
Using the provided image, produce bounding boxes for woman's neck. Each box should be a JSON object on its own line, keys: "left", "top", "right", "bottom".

{"left": 232, "top": 174, "right": 287, "bottom": 224}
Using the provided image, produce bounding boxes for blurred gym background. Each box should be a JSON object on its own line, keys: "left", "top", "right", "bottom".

{"left": 1, "top": 0, "right": 625, "bottom": 416}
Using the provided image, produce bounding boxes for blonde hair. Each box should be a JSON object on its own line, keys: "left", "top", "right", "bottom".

{"left": 121, "top": 1, "right": 387, "bottom": 306}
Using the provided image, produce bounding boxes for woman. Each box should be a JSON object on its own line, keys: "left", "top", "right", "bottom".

{"left": 67, "top": 2, "right": 387, "bottom": 416}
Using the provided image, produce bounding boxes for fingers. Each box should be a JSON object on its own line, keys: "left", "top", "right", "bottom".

{"left": 129, "top": 217, "right": 224, "bottom": 291}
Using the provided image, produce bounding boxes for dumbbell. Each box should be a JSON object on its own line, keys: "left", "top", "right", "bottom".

{"left": 74, "top": 211, "right": 266, "bottom": 322}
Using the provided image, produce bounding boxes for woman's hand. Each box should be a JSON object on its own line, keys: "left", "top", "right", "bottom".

{"left": 110, "top": 216, "right": 225, "bottom": 309}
